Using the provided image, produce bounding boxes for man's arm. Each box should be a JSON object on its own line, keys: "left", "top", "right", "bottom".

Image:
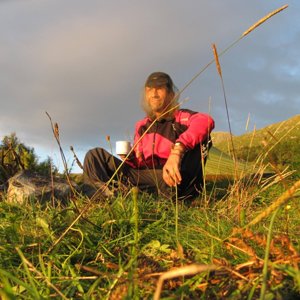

{"left": 162, "top": 112, "right": 214, "bottom": 187}
{"left": 176, "top": 112, "right": 215, "bottom": 149}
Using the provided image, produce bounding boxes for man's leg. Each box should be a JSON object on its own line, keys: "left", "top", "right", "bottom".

{"left": 178, "top": 144, "right": 205, "bottom": 199}
{"left": 83, "top": 147, "right": 170, "bottom": 197}
{"left": 125, "top": 168, "right": 171, "bottom": 198}
{"left": 83, "top": 148, "right": 124, "bottom": 183}
{"left": 83, "top": 148, "right": 126, "bottom": 196}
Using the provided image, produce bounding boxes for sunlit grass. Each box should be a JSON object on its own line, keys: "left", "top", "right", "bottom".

{"left": 0, "top": 168, "right": 299, "bottom": 299}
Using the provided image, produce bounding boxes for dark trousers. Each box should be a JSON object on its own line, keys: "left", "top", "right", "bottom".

{"left": 83, "top": 146, "right": 206, "bottom": 199}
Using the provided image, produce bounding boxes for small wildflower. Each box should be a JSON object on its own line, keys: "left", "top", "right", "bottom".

{"left": 285, "top": 205, "right": 291, "bottom": 210}
{"left": 261, "top": 140, "right": 268, "bottom": 147}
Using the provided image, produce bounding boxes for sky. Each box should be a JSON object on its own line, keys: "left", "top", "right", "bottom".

{"left": 0, "top": 0, "right": 299, "bottom": 172}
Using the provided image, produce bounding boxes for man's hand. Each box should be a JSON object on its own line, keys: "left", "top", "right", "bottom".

{"left": 163, "top": 153, "right": 182, "bottom": 186}
{"left": 163, "top": 143, "right": 186, "bottom": 187}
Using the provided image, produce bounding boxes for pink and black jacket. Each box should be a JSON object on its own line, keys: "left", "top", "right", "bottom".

{"left": 126, "top": 109, "right": 215, "bottom": 169}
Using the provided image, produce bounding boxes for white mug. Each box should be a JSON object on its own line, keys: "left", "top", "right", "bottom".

{"left": 116, "top": 141, "right": 131, "bottom": 155}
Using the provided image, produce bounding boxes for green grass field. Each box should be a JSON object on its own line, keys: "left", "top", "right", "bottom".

{"left": 1, "top": 160, "right": 299, "bottom": 299}
{"left": 0, "top": 116, "right": 299, "bottom": 299}
{"left": 205, "top": 147, "right": 262, "bottom": 177}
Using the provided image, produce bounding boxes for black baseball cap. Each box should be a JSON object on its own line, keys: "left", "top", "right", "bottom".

{"left": 145, "top": 72, "right": 173, "bottom": 90}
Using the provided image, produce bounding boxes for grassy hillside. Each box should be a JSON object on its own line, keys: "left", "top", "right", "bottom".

{"left": 205, "top": 147, "right": 256, "bottom": 177}
{"left": 211, "top": 114, "right": 300, "bottom": 178}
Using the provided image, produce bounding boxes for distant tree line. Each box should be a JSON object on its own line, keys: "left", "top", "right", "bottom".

{"left": 0, "top": 133, "right": 58, "bottom": 185}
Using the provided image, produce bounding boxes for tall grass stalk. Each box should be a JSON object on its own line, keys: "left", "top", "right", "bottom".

{"left": 175, "top": 184, "right": 179, "bottom": 243}
{"left": 259, "top": 208, "right": 280, "bottom": 300}
{"left": 202, "top": 97, "right": 213, "bottom": 206}
{"left": 212, "top": 43, "right": 243, "bottom": 224}
{"left": 46, "top": 112, "right": 78, "bottom": 199}
{"left": 127, "top": 187, "right": 140, "bottom": 299}
{"left": 212, "top": 43, "right": 237, "bottom": 169}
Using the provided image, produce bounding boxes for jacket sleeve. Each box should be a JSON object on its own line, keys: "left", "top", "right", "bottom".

{"left": 133, "top": 121, "right": 144, "bottom": 163}
{"left": 176, "top": 112, "right": 215, "bottom": 149}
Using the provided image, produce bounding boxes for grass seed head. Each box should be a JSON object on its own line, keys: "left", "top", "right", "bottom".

{"left": 54, "top": 123, "right": 59, "bottom": 139}
{"left": 242, "top": 5, "right": 288, "bottom": 37}
{"left": 212, "top": 44, "right": 222, "bottom": 77}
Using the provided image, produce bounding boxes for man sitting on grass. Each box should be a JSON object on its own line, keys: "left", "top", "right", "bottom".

{"left": 83, "top": 72, "right": 215, "bottom": 200}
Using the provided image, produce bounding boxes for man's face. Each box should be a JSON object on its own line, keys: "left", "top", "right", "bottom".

{"left": 145, "top": 86, "right": 172, "bottom": 116}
